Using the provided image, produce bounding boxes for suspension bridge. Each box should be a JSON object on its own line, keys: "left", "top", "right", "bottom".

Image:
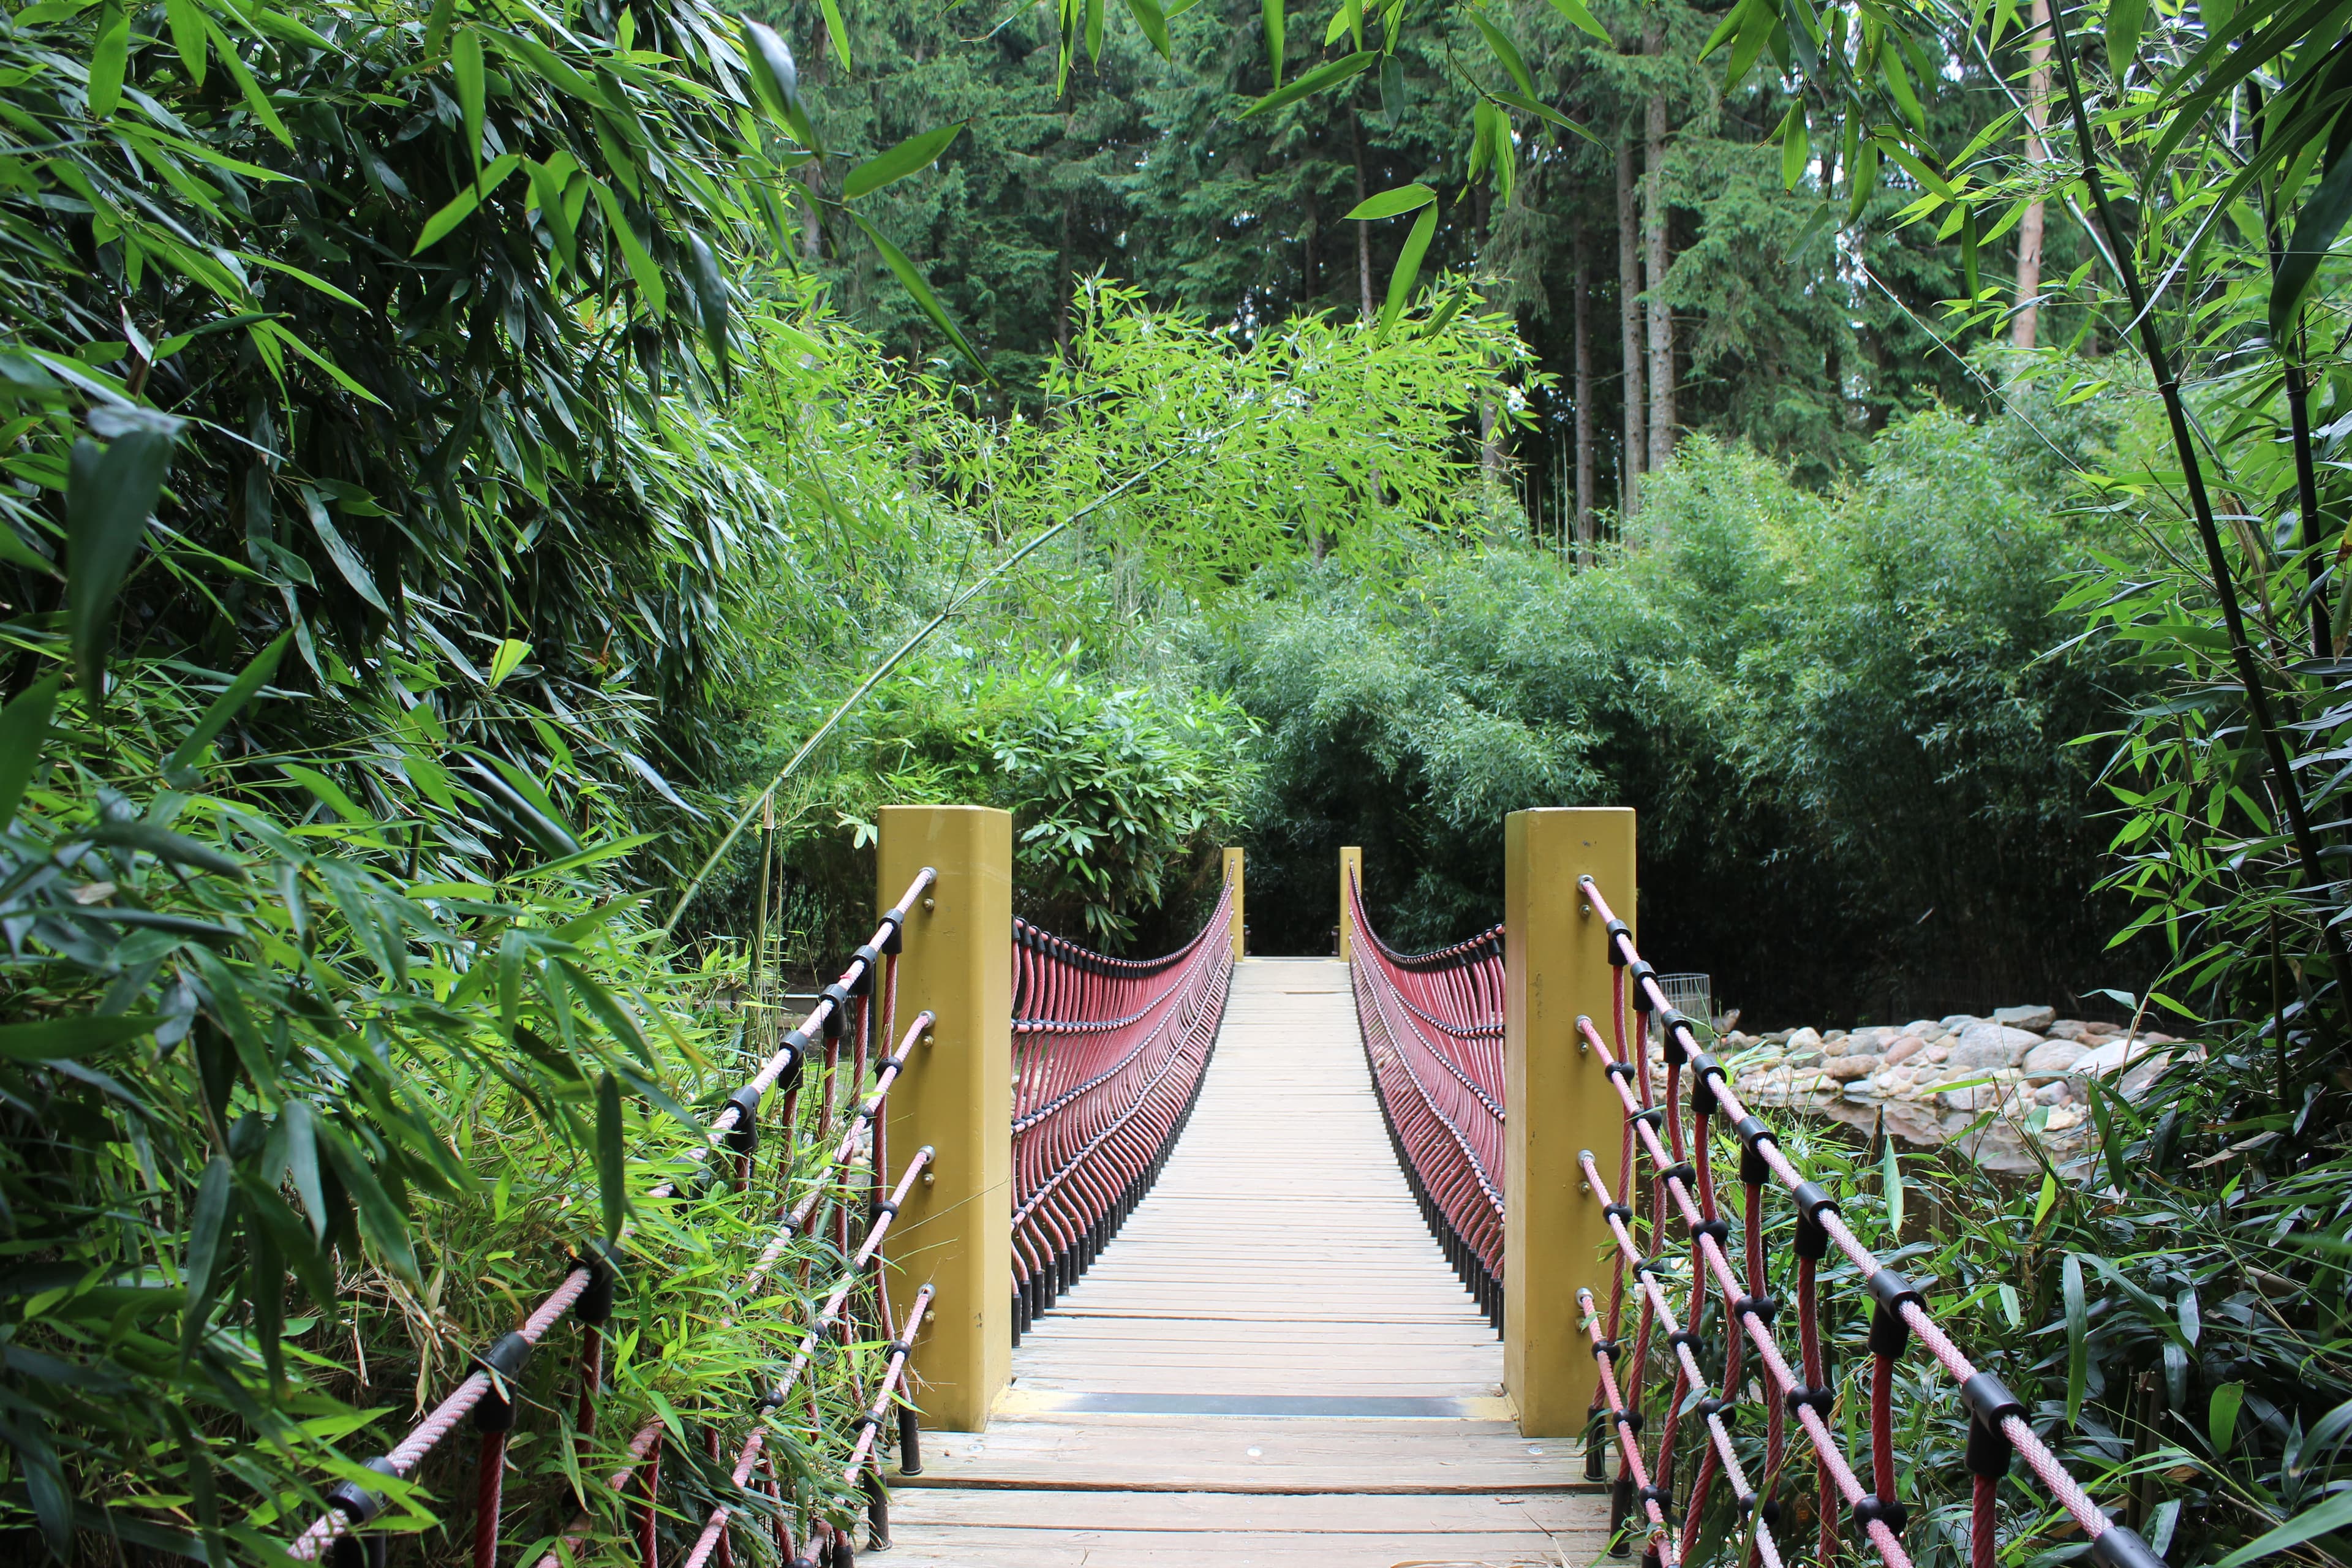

{"left": 284, "top": 807, "right": 2165, "bottom": 1568}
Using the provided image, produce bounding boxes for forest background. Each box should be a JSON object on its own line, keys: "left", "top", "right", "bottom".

{"left": 4, "top": 0, "right": 2351, "bottom": 1562}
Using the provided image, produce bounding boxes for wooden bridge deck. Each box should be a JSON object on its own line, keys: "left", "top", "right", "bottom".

{"left": 884, "top": 959, "right": 1608, "bottom": 1567}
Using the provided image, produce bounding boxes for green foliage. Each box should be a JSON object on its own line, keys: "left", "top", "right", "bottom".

{"left": 1231, "top": 401, "right": 2138, "bottom": 1020}
{"left": 820, "top": 648, "right": 1257, "bottom": 948}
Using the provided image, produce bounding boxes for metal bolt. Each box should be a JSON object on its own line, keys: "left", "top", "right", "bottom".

{"left": 922, "top": 1030, "right": 936, "bottom": 1048}
{"left": 922, "top": 897, "right": 935, "bottom": 911}
{"left": 922, "top": 1172, "right": 935, "bottom": 1186}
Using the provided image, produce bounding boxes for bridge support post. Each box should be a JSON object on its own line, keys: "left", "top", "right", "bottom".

{"left": 1223, "top": 846, "right": 1246, "bottom": 960}
{"left": 1337, "top": 845, "right": 1363, "bottom": 960}
{"left": 1503, "top": 807, "right": 1635, "bottom": 1438}
{"left": 879, "top": 804, "right": 1012, "bottom": 1432}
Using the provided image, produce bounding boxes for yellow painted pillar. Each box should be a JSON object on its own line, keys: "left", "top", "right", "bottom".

{"left": 1337, "top": 845, "right": 1363, "bottom": 960}
{"left": 878, "top": 804, "right": 1012, "bottom": 1432}
{"left": 1503, "top": 807, "right": 1635, "bottom": 1438}
{"left": 1223, "top": 846, "right": 1246, "bottom": 961}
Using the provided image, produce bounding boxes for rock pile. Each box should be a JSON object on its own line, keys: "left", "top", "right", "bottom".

{"left": 1691, "top": 1006, "right": 2195, "bottom": 1148}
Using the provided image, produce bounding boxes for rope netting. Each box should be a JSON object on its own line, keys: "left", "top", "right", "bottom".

{"left": 287, "top": 870, "right": 942, "bottom": 1568}
{"left": 1008, "top": 882, "right": 1234, "bottom": 1337}
{"left": 1344, "top": 869, "right": 1507, "bottom": 1330}
{"left": 1575, "top": 876, "right": 2162, "bottom": 1568}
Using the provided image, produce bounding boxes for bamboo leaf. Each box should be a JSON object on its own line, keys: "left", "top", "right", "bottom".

{"left": 87, "top": 0, "right": 127, "bottom": 118}
{"left": 2062, "top": 1253, "right": 2088, "bottom": 1425}
{"left": 2214, "top": 1493, "right": 2352, "bottom": 1568}
{"left": 1880, "top": 1141, "right": 1903, "bottom": 1237}
{"left": 67, "top": 423, "right": 178, "bottom": 702}
{"left": 2108, "top": 0, "right": 2147, "bottom": 80}
{"left": 2272, "top": 149, "right": 2352, "bottom": 343}
{"left": 1378, "top": 201, "right": 1440, "bottom": 334}
{"left": 0, "top": 1014, "right": 156, "bottom": 1061}
{"left": 0, "top": 674, "right": 61, "bottom": 828}
{"left": 284, "top": 1100, "right": 326, "bottom": 1240}
{"left": 179, "top": 1156, "right": 235, "bottom": 1354}
{"left": 1240, "top": 48, "right": 1374, "bottom": 117}
{"left": 1781, "top": 102, "right": 1809, "bottom": 190}
{"left": 1264, "top": 0, "right": 1284, "bottom": 88}
{"left": 818, "top": 0, "right": 851, "bottom": 69}
{"left": 487, "top": 637, "right": 532, "bottom": 688}
{"left": 1467, "top": 10, "right": 1536, "bottom": 97}
{"left": 453, "top": 28, "right": 484, "bottom": 165}
{"left": 2209, "top": 1379, "right": 2245, "bottom": 1455}
{"left": 412, "top": 152, "right": 522, "bottom": 252}
{"left": 164, "top": 0, "right": 206, "bottom": 87}
{"left": 590, "top": 179, "right": 669, "bottom": 318}
{"left": 162, "top": 632, "right": 290, "bottom": 787}
{"left": 1123, "top": 0, "right": 1169, "bottom": 56}
{"left": 1547, "top": 0, "right": 1613, "bottom": 43}
{"left": 843, "top": 124, "right": 967, "bottom": 200}
{"left": 1343, "top": 183, "right": 1435, "bottom": 221}
{"left": 597, "top": 1071, "right": 626, "bottom": 1238}
{"left": 846, "top": 210, "right": 992, "bottom": 383}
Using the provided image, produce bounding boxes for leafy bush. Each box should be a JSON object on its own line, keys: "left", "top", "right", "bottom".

{"left": 1228, "top": 400, "right": 2142, "bottom": 1022}
{"left": 788, "top": 647, "right": 1256, "bottom": 952}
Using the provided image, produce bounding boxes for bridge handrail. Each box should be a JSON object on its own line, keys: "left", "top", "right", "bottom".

{"left": 285, "top": 869, "right": 944, "bottom": 1566}
{"left": 1577, "top": 875, "right": 2158, "bottom": 1568}
{"left": 1008, "top": 884, "right": 1234, "bottom": 1337}
{"left": 1345, "top": 869, "right": 1507, "bottom": 1328}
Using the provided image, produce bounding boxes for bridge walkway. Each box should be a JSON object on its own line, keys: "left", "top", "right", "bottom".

{"left": 885, "top": 959, "right": 1608, "bottom": 1566}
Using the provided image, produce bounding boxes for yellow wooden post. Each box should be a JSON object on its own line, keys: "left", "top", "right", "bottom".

{"left": 1337, "top": 845, "right": 1363, "bottom": 960}
{"left": 879, "top": 804, "right": 1012, "bottom": 1432}
{"left": 1223, "top": 847, "right": 1246, "bottom": 961}
{"left": 1503, "top": 807, "right": 1635, "bottom": 1438}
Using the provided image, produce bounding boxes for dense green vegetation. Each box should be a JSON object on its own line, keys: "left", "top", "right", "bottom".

{"left": 2, "top": 0, "right": 2350, "bottom": 1561}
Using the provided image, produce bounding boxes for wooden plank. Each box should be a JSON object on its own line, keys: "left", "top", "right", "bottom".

{"left": 886, "top": 961, "right": 1608, "bottom": 1564}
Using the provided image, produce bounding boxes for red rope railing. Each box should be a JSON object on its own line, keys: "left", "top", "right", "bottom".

{"left": 1344, "top": 869, "right": 1506, "bottom": 1329}
{"left": 1008, "top": 883, "right": 1234, "bottom": 1336}
{"left": 287, "top": 870, "right": 941, "bottom": 1568}
{"left": 1577, "top": 875, "right": 2165, "bottom": 1568}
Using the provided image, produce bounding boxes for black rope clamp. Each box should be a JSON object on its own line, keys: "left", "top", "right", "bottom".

{"left": 1785, "top": 1384, "right": 1834, "bottom": 1417}
{"left": 1792, "top": 1182, "right": 1838, "bottom": 1261}
{"left": 1792, "top": 1180, "right": 1841, "bottom": 1220}
{"left": 326, "top": 1457, "right": 399, "bottom": 1525}
{"left": 1691, "top": 1218, "right": 1731, "bottom": 1248}
{"left": 819, "top": 983, "right": 854, "bottom": 1038}
{"left": 1605, "top": 918, "right": 1632, "bottom": 963}
{"left": 1610, "top": 1407, "right": 1645, "bottom": 1433}
{"left": 1591, "top": 1338, "right": 1621, "bottom": 1361}
{"left": 846, "top": 945, "right": 881, "bottom": 995}
{"left": 1606, "top": 1061, "right": 1638, "bottom": 1083}
{"left": 1657, "top": 1162, "right": 1696, "bottom": 1189}
{"left": 1638, "top": 1483, "right": 1672, "bottom": 1510}
{"left": 1627, "top": 960, "right": 1659, "bottom": 1011}
{"left": 1688, "top": 1052, "right": 1722, "bottom": 1114}
{"left": 777, "top": 1030, "right": 810, "bottom": 1091}
{"left": 1695, "top": 1395, "right": 1729, "bottom": 1421}
{"left": 1634, "top": 1256, "right": 1670, "bottom": 1281}
{"left": 1851, "top": 1493, "right": 1909, "bottom": 1538}
{"left": 1601, "top": 1202, "right": 1633, "bottom": 1224}
{"left": 850, "top": 1412, "right": 881, "bottom": 1433}
{"left": 1732, "top": 1293, "right": 1780, "bottom": 1327}
{"left": 471, "top": 1332, "right": 532, "bottom": 1433}
{"left": 885, "top": 1338, "right": 914, "bottom": 1361}
{"left": 1666, "top": 1329, "right": 1703, "bottom": 1353}
{"left": 879, "top": 906, "right": 908, "bottom": 954}
{"left": 1657, "top": 1010, "right": 1693, "bottom": 1065}
{"left": 1736, "top": 1117, "right": 1775, "bottom": 1185}
{"left": 2089, "top": 1525, "right": 2169, "bottom": 1568}
{"left": 1630, "top": 1106, "right": 1667, "bottom": 1132}
{"left": 1734, "top": 1487, "right": 1759, "bottom": 1517}
{"left": 573, "top": 1240, "right": 625, "bottom": 1325}
{"left": 872, "top": 1199, "right": 901, "bottom": 1221}
{"left": 876, "top": 1052, "right": 906, "bottom": 1080}
{"left": 1961, "top": 1371, "right": 2024, "bottom": 1478}
{"left": 1868, "top": 1270, "right": 1920, "bottom": 1357}
{"left": 723, "top": 1082, "right": 764, "bottom": 1154}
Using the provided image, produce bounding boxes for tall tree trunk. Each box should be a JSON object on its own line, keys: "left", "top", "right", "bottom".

{"left": 1616, "top": 134, "right": 1645, "bottom": 516}
{"left": 1351, "top": 105, "right": 1374, "bottom": 320}
{"left": 1572, "top": 214, "right": 1596, "bottom": 567}
{"left": 1055, "top": 194, "right": 1074, "bottom": 360}
{"left": 801, "top": 22, "right": 828, "bottom": 261}
{"left": 2011, "top": 0, "right": 2052, "bottom": 349}
{"left": 1820, "top": 131, "right": 1845, "bottom": 424}
{"left": 1644, "top": 17, "right": 1675, "bottom": 477}
{"left": 1303, "top": 184, "right": 1319, "bottom": 306}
